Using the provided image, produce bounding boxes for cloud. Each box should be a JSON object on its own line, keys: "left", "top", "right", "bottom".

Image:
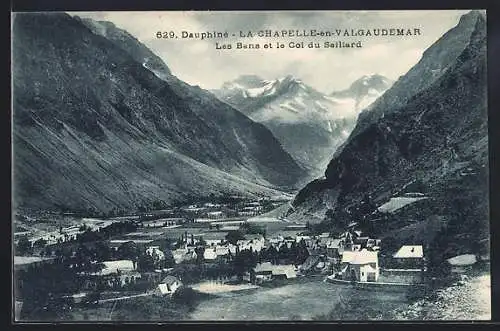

{"left": 69, "top": 10, "right": 470, "bottom": 93}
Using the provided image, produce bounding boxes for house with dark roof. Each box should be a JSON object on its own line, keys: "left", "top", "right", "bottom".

{"left": 326, "top": 239, "right": 345, "bottom": 258}
{"left": 392, "top": 245, "right": 424, "bottom": 269}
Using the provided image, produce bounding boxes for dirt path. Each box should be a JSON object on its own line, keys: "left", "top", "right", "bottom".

{"left": 99, "top": 292, "right": 152, "bottom": 303}
{"left": 391, "top": 274, "right": 491, "bottom": 320}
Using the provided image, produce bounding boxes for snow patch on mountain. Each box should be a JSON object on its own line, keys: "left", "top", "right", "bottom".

{"left": 212, "top": 73, "right": 393, "bottom": 178}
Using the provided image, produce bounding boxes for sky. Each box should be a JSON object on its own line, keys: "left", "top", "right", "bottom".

{"left": 70, "top": 10, "right": 471, "bottom": 93}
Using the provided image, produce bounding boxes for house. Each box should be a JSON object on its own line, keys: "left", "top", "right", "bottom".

{"left": 392, "top": 245, "right": 424, "bottom": 269}
{"left": 203, "top": 248, "right": 218, "bottom": 261}
{"left": 351, "top": 244, "right": 362, "bottom": 252}
{"left": 80, "top": 260, "right": 139, "bottom": 289}
{"left": 340, "top": 249, "right": 379, "bottom": 282}
{"left": 207, "top": 211, "right": 225, "bottom": 219}
{"left": 215, "top": 246, "right": 230, "bottom": 257}
{"left": 271, "top": 265, "right": 297, "bottom": 280}
{"left": 142, "top": 220, "right": 170, "bottom": 228}
{"left": 236, "top": 239, "right": 264, "bottom": 253}
{"left": 172, "top": 249, "right": 197, "bottom": 264}
{"left": 204, "top": 239, "right": 223, "bottom": 247}
{"left": 254, "top": 262, "right": 297, "bottom": 281}
{"left": 14, "top": 256, "right": 56, "bottom": 272}
{"left": 255, "top": 272, "right": 273, "bottom": 283}
{"left": 155, "top": 276, "right": 183, "bottom": 296}
{"left": 353, "top": 236, "right": 370, "bottom": 248}
{"left": 366, "top": 238, "right": 381, "bottom": 249}
{"left": 91, "top": 260, "right": 135, "bottom": 276}
{"left": 146, "top": 246, "right": 165, "bottom": 261}
{"left": 269, "top": 236, "right": 284, "bottom": 245}
{"left": 326, "top": 239, "right": 344, "bottom": 258}
{"left": 296, "top": 235, "right": 311, "bottom": 243}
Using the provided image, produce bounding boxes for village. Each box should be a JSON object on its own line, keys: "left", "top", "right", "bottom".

{"left": 13, "top": 194, "right": 482, "bottom": 321}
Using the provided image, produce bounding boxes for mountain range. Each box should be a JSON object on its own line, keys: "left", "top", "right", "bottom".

{"left": 287, "top": 10, "right": 488, "bottom": 260}
{"left": 12, "top": 13, "right": 306, "bottom": 213}
{"left": 213, "top": 74, "right": 393, "bottom": 177}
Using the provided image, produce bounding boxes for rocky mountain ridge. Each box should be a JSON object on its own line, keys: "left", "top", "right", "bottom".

{"left": 12, "top": 13, "right": 306, "bottom": 213}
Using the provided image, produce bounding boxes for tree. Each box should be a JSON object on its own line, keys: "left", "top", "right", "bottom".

{"left": 94, "top": 241, "right": 112, "bottom": 261}
{"left": 198, "top": 236, "right": 206, "bottom": 247}
{"left": 117, "top": 241, "right": 139, "bottom": 262}
{"left": 225, "top": 230, "right": 245, "bottom": 245}
{"left": 172, "top": 286, "right": 198, "bottom": 309}
{"left": 33, "top": 238, "right": 47, "bottom": 250}
{"left": 194, "top": 246, "right": 205, "bottom": 265}
{"left": 381, "top": 236, "right": 399, "bottom": 256}
{"left": 137, "top": 253, "right": 155, "bottom": 272}
{"left": 324, "top": 209, "right": 335, "bottom": 222}
{"left": 16, "top": 236, "right": 32, "bottom": 256}
{"left": 232, "top": 249, "right": 257, "bottom": 281}
{"left": 296, "top": 239, "right": 310, "bottom": 265}
{"left": 240, "top": 223, "right": 266, "bottom": 235}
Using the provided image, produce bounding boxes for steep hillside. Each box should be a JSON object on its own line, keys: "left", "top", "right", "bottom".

{"left": 77, "top": 17, "right": 172, "bottom": 81}
{"left": 214, "top": 74, "right": 392, "bottom": 177}
{"left": 12, "top": 13, "right": 306, "bottom": 213}
{"left": 289, "top": 11, "right": 488, "bottom": 258}
{"left": 347, "top": 10, "right": 483, "bottom": 143}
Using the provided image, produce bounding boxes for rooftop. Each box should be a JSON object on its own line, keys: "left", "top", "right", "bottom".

{"left": 93, "top": 260, "right": 135, "bottom": 275}
{"left": 341, "top": 250, "right": 378, "bottom": 265}
{"left": 161, "top": 275, "right": 181, "bottom": 285}
{"left": 14, "top": 256, "right": 55, "bottom": 266}
{"left": 393, "top": 245, "right": 424, "bottom": 259}
{"left": 447, "top": 254, "right": 477, "bottom": 266}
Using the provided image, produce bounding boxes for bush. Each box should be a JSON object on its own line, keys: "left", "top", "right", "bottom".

{"left": 172, "top": 287, "right": 198, "bottom": 310}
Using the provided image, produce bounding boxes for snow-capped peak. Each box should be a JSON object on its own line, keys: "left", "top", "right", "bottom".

{"left": 330, "top": 74, "right": 394, "bottom": 112}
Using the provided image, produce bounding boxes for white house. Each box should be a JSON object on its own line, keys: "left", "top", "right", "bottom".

{"left": 91, "top": 260, "right": 135, "bottom": 276}
{"left": 296, "top": 235, "right": 311, "bottom": 243}
{"left": 204, "top": 239, "right": 223, "bottom": 247}
{"left": 203, "top": 248, "right": 218, "bottom": 261}
{"left": 172, "top": 248, "right": 197, "bottom": 264}
{"left": 146, "top": 246, "right": 165, "bottom": 261}
{"left": 207, "top": 211, "right": 225, "bottom": 219}
{"left": 155, "top": 276, "right": 183, "bottom": 296}
{"left": 340, "top": 249, "right": 379, "bottom": 282}
{"left": 215, "top": 246, "right": 230, "bottom": 257}
{"left": 238, "top": 239, "right": 265, "bottom": 253}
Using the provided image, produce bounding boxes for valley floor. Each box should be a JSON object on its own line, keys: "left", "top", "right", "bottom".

{"left": 188, "top": 271, "right": 490, "bottom": 321}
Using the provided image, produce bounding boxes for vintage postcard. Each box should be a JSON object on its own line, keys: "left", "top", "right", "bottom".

{"left": 11, "top": 10, "right": 489, "bottom": 321}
